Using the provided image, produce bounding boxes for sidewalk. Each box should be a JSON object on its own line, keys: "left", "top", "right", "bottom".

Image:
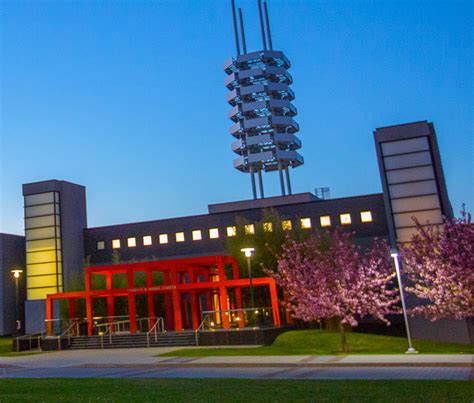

{"left": 1, "top": 348, "right": 472, "bottom": 369}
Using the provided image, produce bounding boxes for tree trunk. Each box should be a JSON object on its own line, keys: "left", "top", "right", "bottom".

{"left": 339, "top": 319, "right": 348, "bottom": 353}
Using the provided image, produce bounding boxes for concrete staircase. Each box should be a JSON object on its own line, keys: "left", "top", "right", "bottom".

{"left": 67, "top": 331, "right": 197, "bottom": 350}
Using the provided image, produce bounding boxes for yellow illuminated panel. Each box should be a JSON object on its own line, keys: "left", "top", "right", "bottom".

{"left": 300, "top": 218, "right": 311, "bottom": 229}
{"left": 112, "top": 239, "right": 121, "bottom": 249}
{"left": 340, "top": 213, "right": 352, "bottom": 225}
{"left": 28, "top": 275, "right": 62, "bottom": 289}
{"left": 26, "top": 262, "right": 60, "bottom": 276}
{"left": 209, "top": 228, "right": 219, "bottom": 239}
{"left": 192, "top": 230, "right": 202, "bottom": 241}
{"left": 26, "top": 250, "right": 61, "bottom": 265}
{"left": 263, "top": 222, "right": 273, "bottom": 232}
{"left": 226, "top": 226, "right": 236, "bottom": 237}
{"left": 360, "top": 211, "right": 373, "bottom": 223}
{"left": 25, "top": 227, "right": 58, "bottom": 241}
{"left": 282, "top": 220, "right": 292, "bottom": 231}
{"left": 320, "top": 216, "right": 331, "bottom": 227}
{"left": 26, "top": 239, "right": 59, "bottom": 253}
{"left": 127, "top": 237, "right": 137, "bottom": 247}
{"left": 176, "top": 232, "right": 185, "bottom": 242}
{"left": 159, "top": 234, "right": 169, "bottom": 244}
{"left": 143, "top": 235, "right": 152, "bottom": 246}
{"left": 24, "top": 191, "right": 62, "bottom": 300}
{"left": 244, "top": 224, "right": 255, "bottom": 235}
{"left": 27, "top": 287, "right": 60, "bottom": 301}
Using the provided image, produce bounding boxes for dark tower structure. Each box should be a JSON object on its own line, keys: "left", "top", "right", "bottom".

{"left": 224, "top": 0, "right": 303, "bottom": 200}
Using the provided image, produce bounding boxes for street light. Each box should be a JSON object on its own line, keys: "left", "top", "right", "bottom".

{"left": 390, "top": 248, "right": 418, "bottom": 354}
{"left": 11, "top": 269, "right": 23, "bottom": 335}
{"left": 241, "top": 247, "right": 255, "bottom": 309}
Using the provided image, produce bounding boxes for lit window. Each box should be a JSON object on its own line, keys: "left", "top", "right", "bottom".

{"left": 112, "top": 239, "right": 121, "bottom": 249}
{"left": 361, "top": 211, "right": 373, "bottom": 223}
{"left": 226, "top": 226, "right": 236, "bottom": 237}
{"left": 159, "top": 234, "right": 169, "bottom": 244}
{"left": 143, "top": 235, "right": 152, "bottom": 246}
{"left": 244, "top": 224, "right": 255, "bottom": 235}
{"left": 340, "top": 213, "right": 351, "bottom": 225}
{"left": 209, "top": 228, "right": 219, "bottom": 239}
{"left": 300, "top": 218, "right": 311, "bottom": 229}
{"left": 127, "top": 237, "right": 136, "bottom": 248}
{"left": 176, "top": 232, "right": 185, "bottom": 242}
{"left": 192, "top": 230, "right": 202, "bottom": 241}
{"left": 263, "top": 222, "right": 273, "bottom": 232}
{"left": 282, "top": 220, "right": 292, "bottom": 231}
{"left": 320, "top": 216, "right": 331, "bottom": 227}
{"left": 97, "top": 241, "right": 105, "bottom": 250}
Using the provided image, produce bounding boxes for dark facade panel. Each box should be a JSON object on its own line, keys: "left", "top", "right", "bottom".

{"left": 0, "top": 233, "right": 26, "bottom": 335}
{"left": 84, "top": 193, "right": 389, "bottom": 265}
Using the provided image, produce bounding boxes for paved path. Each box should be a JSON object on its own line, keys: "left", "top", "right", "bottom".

{"left": 1, "top": 349, "right": 472, "bottom": 380}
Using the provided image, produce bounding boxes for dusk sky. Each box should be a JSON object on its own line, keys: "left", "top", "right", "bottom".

{"left": 1, "top": 0, "right": 472, "bottom": 235}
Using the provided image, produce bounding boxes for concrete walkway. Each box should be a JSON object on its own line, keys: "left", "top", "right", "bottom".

{"left": 1, "top": 349, "right": 472, "bottom": 380}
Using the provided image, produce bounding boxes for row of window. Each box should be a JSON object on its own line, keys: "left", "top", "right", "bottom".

{"left": 96, "top": 211, "right": 373, "bottom": 251}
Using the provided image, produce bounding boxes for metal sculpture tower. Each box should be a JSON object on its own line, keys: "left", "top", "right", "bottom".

{"left": 225, "top": 0, "right": 303, "bottom": 199}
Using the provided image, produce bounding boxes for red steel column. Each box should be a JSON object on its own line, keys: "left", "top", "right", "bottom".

{"left": 218, "top": 257, "right": 230, "bottom": 328}
{"left": 269, "top": 280, "right": 281, "bottom": 327}
{"left": 86, "top": 295, "right": 93, "bottom": 336}
{"left": 127, "top": 269, "right": 137, "bottom": 333}
{"left": 190, "top": 291, "right": 199, "bottom": 330}
{"left": 106, "top": 273, "right": 114, "bottom": 322}
{"left": 146, "top": 270, "right": 155, "bottom": 328}
{"left": 46, "top": 296, "right": 53, "bottom": 336}
{"left": 164, "top": 271, "right": 173, "bottom": 329}
{"left": 171, "top": 268, "right": 182, "bottom": 331}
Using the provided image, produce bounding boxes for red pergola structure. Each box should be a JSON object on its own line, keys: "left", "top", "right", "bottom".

{"left": 45, "top": 255, "right": 281, "bottom": 336}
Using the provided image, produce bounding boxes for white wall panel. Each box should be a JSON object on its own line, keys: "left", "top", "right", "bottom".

{"left": 384, "top": 151, "right": 432, "bottom": 170}
{"left": 381, "top": 137, "right": 429, "bottom": 156}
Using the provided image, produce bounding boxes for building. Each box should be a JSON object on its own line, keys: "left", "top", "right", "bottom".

{"left": 0, "top": 1, "right": 470, "bottom": 344}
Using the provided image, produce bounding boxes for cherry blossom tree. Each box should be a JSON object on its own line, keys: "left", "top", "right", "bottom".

{"left": 400, "top": 208, "right": 474, "bottom": 320}
{"left": 272, "top": 229, "right": 399, "bottom": 352}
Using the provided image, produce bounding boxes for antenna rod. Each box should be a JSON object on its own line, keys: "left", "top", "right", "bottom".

{"left": 231, "top": 0, "right": 241, "bottom": 55}
{"left": 263, "top": 1, "right": 273, "bottom": 50}
{"left": 257, "top": 0, "right": 267, "bottom": 50}
{"left": 238, "top": 8, "right": 247, "bottom": 54}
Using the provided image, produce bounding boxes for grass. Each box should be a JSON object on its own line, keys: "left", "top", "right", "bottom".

{"left": 160, "top": 330, "right": 474, "bottom": 357}
{"left": 0, "top": 379, "right": 472, "bottom": 402}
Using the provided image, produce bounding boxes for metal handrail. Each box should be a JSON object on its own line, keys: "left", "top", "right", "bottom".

{"left": 194, "top": 314, "right": 211, "bottom": 346}
{"left": 15, "top": 332, "right": 44, "bottom": 353}
{"left": 147, "top": 317, "right": 165, "bottom": 346}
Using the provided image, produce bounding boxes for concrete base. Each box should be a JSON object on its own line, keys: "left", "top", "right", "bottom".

{"left": 410, "top": 316, "right": 473, "bottom": 345}
{"left": 198, "top": 327, "right": 288, "bottom": 346}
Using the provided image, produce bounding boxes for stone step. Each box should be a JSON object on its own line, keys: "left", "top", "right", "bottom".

{"left": 66, "top": 331, "right": 197, "bottom": 350}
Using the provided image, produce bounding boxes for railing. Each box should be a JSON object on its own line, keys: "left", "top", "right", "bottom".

{"left": 199, "top": 307, "right": 275, "bottom": 331}
{"left": 195, "top": 314, "right": 211, "bottom": 346}
{"left": 146, "top": 317, "right": 165, "bottom": 347}
{"left": 14, "top": 333, "right": 44, "bottom": 353}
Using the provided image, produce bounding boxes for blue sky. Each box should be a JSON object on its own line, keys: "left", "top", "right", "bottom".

{"left": 1, "top": 0, "right": 472, "bottom": 235}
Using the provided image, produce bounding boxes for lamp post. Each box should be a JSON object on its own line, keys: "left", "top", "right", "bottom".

{"left": 390, "top": 248, "right": 418, "bottom": 354}
{"left": 11, "top": 269, "right": 23, "bottom": 335}
{"left": 241, "top": 248, "right": 255, "bottom": 309}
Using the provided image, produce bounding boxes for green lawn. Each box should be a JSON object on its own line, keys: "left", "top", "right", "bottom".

{"left": 0, "top": 379, "right": 472, "bottom": 402}
{"left": 161, "top": 330, "right": 474, "bottom": 356}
